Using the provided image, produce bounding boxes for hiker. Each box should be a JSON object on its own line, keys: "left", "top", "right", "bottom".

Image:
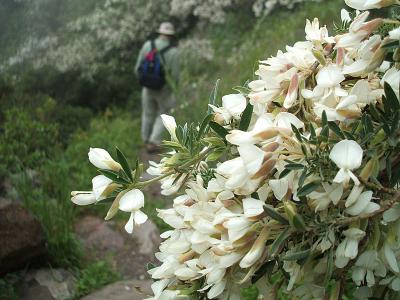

{"left": 135, "top": 22, "right": 180, "bottom": 154}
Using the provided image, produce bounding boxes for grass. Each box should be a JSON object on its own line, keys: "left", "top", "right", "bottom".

{"left": 73, "top": 261, "right": 120, "bottom": 299}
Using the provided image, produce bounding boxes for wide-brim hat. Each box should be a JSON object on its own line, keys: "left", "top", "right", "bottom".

{"left": 157, "top": 22, "right": 175, "bottom": 36}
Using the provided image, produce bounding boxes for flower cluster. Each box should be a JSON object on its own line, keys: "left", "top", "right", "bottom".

{"left": 72, "top": 1, "right": 400, "bottom": 299}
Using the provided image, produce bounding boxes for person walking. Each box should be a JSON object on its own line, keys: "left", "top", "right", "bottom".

{"left": 135, "top": 22, "right": 179, "bottom": 154}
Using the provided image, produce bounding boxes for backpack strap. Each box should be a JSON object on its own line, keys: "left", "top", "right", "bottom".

{"left": 150, "top": 39, "right": 156, "bottom": 50}
{"left": 159, "top": 44, "right": 173, "bottom": 64}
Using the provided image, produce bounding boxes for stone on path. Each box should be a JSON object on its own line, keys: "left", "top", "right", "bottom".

{"left": 0, "top": 198, "right": 46, "bottom": 275}
{"left": 80, "top": 280, "right": 152, "bottom": 300}
{"left": 19, "top": 268, "right": 76, "bottom": 300}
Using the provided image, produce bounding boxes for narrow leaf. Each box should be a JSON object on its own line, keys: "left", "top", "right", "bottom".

{"left": 209, "top": 121, "right": 228, "bottom": 140}
{"left": 116, "top": 147, "right": 133, "bottom": 181}
{"left": 99, "top": 169, "right": 130, "bottom": 184}
{"left": 251, "top": 260, "right": 276, "bottom": 283}
{"left": 285, "top": 163, "right": 304, "bottom": 170}
{"left": 207, "top": 79, "right": 220, "bottom": 114}
{"left": 384, "top": 82, "right": 400, "bottom": 110}
{"left": 270, "top": 227, "right": 290, "bottom": 256}
{"left": 197, "top": 114, "right": 213, "bottom": 139}
{"left": 297, "top": 181, "right": 320, "bottom": 197}
{"left": 239, "top": 102, "right": 253, "bottom": 131}
{"left": 328, "top": 122, "right": 345, "bottom": 139}
{"left": 264, "top": 205, "right": 289, "bottom": 225}
{"left": 279, "top": 168, "right": 292, "bottom": 179}
{"left": 283, "top": 249, "right": 311, "bottom": 261}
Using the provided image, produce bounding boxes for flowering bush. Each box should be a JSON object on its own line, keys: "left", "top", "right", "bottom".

{"left": 72, "top": 0, "right": 400, "bottom": 299}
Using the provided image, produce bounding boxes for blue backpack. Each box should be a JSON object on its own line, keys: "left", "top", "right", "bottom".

{"left": 138, "top": 40, "right": 172, "bottom": 90}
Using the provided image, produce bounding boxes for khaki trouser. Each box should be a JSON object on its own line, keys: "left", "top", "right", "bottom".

{"left": 141, "top": 87, "right": 175, "bottom": 144}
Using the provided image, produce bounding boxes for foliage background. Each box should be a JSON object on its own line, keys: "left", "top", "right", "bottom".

{"left": 0, "top": 0, "right": 351, "bottom": 298}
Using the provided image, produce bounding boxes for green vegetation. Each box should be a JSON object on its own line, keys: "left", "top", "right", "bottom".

{"left": 73, "top": 261, "right": 120, "bottom": 299}
{"left": 0, "top": 0, "right": 344, "bottom": 296}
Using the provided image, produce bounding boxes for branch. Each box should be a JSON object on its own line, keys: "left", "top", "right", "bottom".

{"left": 334, "top": 191, "right": 400, "bottom": 226}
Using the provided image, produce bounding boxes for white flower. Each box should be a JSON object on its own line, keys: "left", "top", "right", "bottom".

{"left": 336, "top": 12, "right": 382, "bottom": 48}
{"left": 382, "top": 67, "right": 400, "bottom": 99}
{"left": 389, "top": 27, "right": 400, "bottom": 40}
{"left": 345, "top": 0, "right": 397, "bottom": 10}
{"left": 329, "top": 140, "right": 363, "bottom": 185}
{"left": 216, "top": 144, "right": 265, "bottom": 194}
{"left": 316, "top": 65, "right": 345, "bottom": 88}
{"left": 161, "top": 114, "right": 177, "bottom": 141}
{"left": 336, "top": 80, "right": 376, "bottom": 110}
{"left": 239, "top": 226, "right": 269, "bottom": 268}
{"left": 92, "top": 175, "right": 114, "bottom": 200}
{"left": 305, "top": 18, "right": 335, "bottom": 44}
{"left": 119, "top": 189, "right": 148, "bottom": 233}
{"left": 283, "top": 74, "right": 299, "bottom": 109}
{"left": 308, "top": 182, "right": 343, "bottom": 211}
{"left": 341, "top": 9, "right": 352, "bottom": 24}
{"left": 344, "top": 186, "right": 380, "bottom": 216}
{"left": 71, "top": 191, "right": 96, "bottom": 205}
{"left": 352, "top": 250, "right": 386, "bottom": 287}
{"left": 242, "top": 197, "right": 265, "bottom": 218}
{"left": 215, "top": 94, "right": 247, "bottom": 123}
{"left": 335, "top": 228, "right": 366, "bottom": 268}
{"left": 88, "top": 147, "right": 121, "bottom": 171}
{"left": 274, "top": 112, "right": 304, "bottom": 130}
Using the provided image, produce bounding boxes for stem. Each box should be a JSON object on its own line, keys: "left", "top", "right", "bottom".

{"left": 133, "top": 147, "right": 211, "bottom": 188}
{"left": 358, "top": 176, "right": 398, "bottom": 195}
{"left": 334, "top": 191, "right": 400, "bottom": 226}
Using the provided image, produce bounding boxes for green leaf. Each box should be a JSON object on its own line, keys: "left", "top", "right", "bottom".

{"left": 291, "top": 124, "right": 303, "bottom": 142}
{"left": 270, "top": 227, "right": 290, "bottom": 256}
{"left": 328, "top": 122, "right": 345, "bottom": 139}
{"left": 322, "top": 110, "right": 328, "bottom": 127}
{"left": 197, "top": 114, "right": 213, "bottom": 139}
{"left": 264, "top": 205, "right": 289, "bottom": 225}
{"left": 239, "top": 102, "right": 253, "bottom": 131}
{"left": 297, "top": 181, "right": 320, "bottom": 197}
{"left": 116, "top": 147, "right": 133, "bottom": 182}
{"left": 207, "top": 79, "right": 220, "bottom": 114}
{"left": 324, "top": 248, "right": 334, "bottom": 286}
{"left": 293, "top": 214, "right": 307, "bottom": 231}
{"left": 99, "top": 169, "right": 130, "bottom": 184}
{"left": 320, "top": 125, "right": 329, "bottom": 140}
{"left": 209, "top": 121, "right": 228, "bottom": 140}
{"left": 384, "top": 82, "right": 400, "bottom": 111}
{"left": 382, "top": 40, "right": 399, "bottom": 49}
{"left": 285, "top": 163, "right": 304, "bottom": 170}
{"left": 240, "top": 285, "right": 259, "bottom": 300}
{"left": 279, "top": 168, "right": 292, "bottom": 179}
{"left": 283, "top": 249, "right": 311, "bottom": 261}
{"left": 251, "top": 260, "right": 276, "bottom": 284}
{"left": 298, "top": 167, "right": 308, "bottom": 188}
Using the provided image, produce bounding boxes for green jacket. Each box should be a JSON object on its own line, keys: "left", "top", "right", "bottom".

{"left": 134, "top": 37, "right": 180, "bottom": 86}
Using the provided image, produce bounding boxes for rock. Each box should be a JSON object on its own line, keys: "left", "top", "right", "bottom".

{"left": 75, "top": 215, "right": 124, "bottom": 252}
{"left": 0, "top": 198, "right": 46, "bottom": 275}
{"left": 75, "top": 216, "right": 160, "bottom": 280}
{"left": 132, "top": 220, "right": 161, "bottom": 255}
{"left": 80, "top": 280, "right": 152, "bottom": 300}
{"left": 19, "top": 268, "right": 76, "bottom": 300}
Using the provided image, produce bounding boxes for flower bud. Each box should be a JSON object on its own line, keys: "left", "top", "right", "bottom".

{"left": 88, "top": 148, "right": 121, "bottom": 171}
{"left": 71, "top": 191, "right": 96, "bottom": 205}
{"left": 239, "top": 226, "right": 270, "bottom": 268}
